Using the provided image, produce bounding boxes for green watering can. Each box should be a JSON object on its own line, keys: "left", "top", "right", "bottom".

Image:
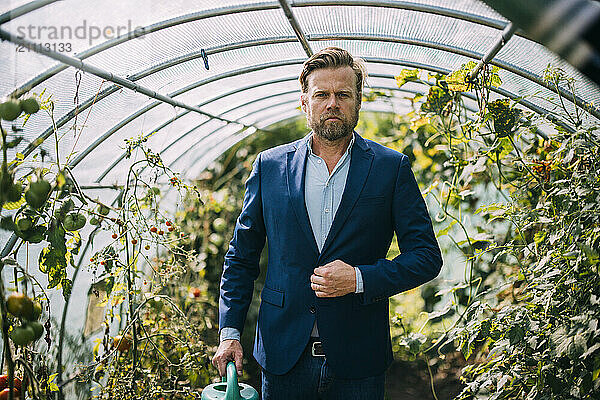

{"left": 201, "top": 362, "right": 259, "bottom": 400}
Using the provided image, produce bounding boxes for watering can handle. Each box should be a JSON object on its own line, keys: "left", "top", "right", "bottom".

{"left": 221, "top": 361, "right": 240, "bottom": 400}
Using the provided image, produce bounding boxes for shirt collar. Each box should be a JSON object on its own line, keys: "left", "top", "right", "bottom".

{"left": 307, "top": 131, "right": 355, "bottom": 158}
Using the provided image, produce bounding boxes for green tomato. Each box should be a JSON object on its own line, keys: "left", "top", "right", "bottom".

{"left": 6, "top": 293, "right": 34, "bottom": 319}
{"left": 98, "top": 204, "right": 110, "bottom": 216}
{"left": 63, "top": 212, "right": 86, "bottom": 231}
{"left": 16, "top": 218, "right": 33, "bottom": 232}
{"left": 20, "top": 225, "right": 46, "bottom": 244}
{"left": 10, "top": 326, "right": 35, "bottom": 346}
{"left": 0, "top": 169, "right": 13, "bottom": 199}
{"left": 6, "top": 183, "right": 22, "bottom": 203}
{"left": 19, "top": 97, "right": 40, "bottom": 114}
{"left": 208, "top": 233, "right": 224, "bottom": 247}
{"left": 31, "top": 301, "right": 42, "bottom": 320}
{"left": 25, "top": 179, "right": 51, "bottom": 209}
{"left": 89, "top": 217, "right": 99, "bottom": 225}
{"left": 0, "top": 100, "right": 21, "bottom": 121}
{"left": 212, "top": 217, "right": 227, "bottom": 232}
{"left": 27, "top": 321, "right": 44, "bottom": 340}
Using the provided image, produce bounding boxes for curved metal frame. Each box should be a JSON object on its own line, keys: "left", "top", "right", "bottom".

{"left": 0, "top": 0, "right": 58, "bottom": 25}
{"left": 180, "top": 96, "right": 428, "bottom": 181}
{"left": 96, "top": 75, "right": 482, "bottom": 183}
{"left": 0, "top": 27, "right": 253, "bottom": 128}
{"left": 15, "top": 32, "right": 587, "bottom": 173}
{"left": 94, "top": 76, "right": 301, "bottom": 182}
{"left": 172, "top": 98, "right": 302, "bottom": 172}
{"left": 167, "top": 83, "right": 470, "bottom": 175}
{"left": 98, "top": 91, "right": 303, "bottom": 184}
{"left": 81, "top": 53, "right": 577, "bottom": 175}
{"left": 6, "top": 0, "right": 512, "bottom": 98}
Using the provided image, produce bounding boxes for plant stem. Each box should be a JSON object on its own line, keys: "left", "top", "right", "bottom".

{"left": 0, "top": 262, "right": 16, "bottom": 400}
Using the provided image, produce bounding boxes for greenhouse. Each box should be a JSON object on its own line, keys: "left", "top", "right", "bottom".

{"left": 0, "top": 0, "right": 599, "bottom": 399}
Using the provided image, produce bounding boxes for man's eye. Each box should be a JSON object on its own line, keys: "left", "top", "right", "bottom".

{"left": 315, "top": 93, "right": 326, "bottom": 98}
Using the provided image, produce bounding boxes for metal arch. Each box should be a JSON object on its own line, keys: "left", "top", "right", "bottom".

{"left": 308, "top": 34, "right": 599, "bottom": 120}
{"left": 0, "top": 27, "right": 251, "bottom": 128}
{"left": 14, "top": 31, "right": 586, "bottom": 166}
{"left": 3, "top": 7, "right": 591, "bottom": 164}
{"left": 292, "top": 0, "right": 510, "bottom": 29}
{"left": 15, "top": 38, "right": 300, "bottom": 162}
{"left": 160, "top": 113, "right": 304, "bottom": 200}
{"left": 63, "top": 59, "right": 300, "bottom": 169}
{"left": 94, "top": 72, "right": 486, "bottom": 183}
{"left": 52, "top": 53, "right": 571, "bottom": 176}
{"left": 96, "top": 89, "right": 303, "bottom": 183}
{"left": 38, "top": 31, "right": 600, "bottom": 152}
{"left": 168, "top": 98, "right": 303, "bottom": 172}
{"left": 0, "top": 0, "right": 59, "bottom": 25}
{"left": 279, "top": 0, "right": 313, "bottom": 56}
{"left": 94, "top": 76, "right": 304, "bottom": 182}
{"left": 7, "top": 0, "right": 515, "bottom": 98}
{"left": 95, "top": 72, "right": 462, "bottom": 182}
{"left": 86, "top": 52, "right": 576, "bottom": 151}
{"left": 7, "top": 2, "right": 281, "bottom": 98}
{"left": 23, "top": 33, "right": 586, "bottom": 172}
{"left": 179, "top": 92, "right": 435, "bottom": 179}
{"left": 159, "top": 54, "right": 568, "bottom": 170}
{"left": 21, "top": 52, "right": 572, "bottom": 183}
{"left": 169, "top": 85, "right": 483, "bottom": 176}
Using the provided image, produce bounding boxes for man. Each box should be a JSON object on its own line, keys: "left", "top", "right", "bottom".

{"left": 212, "top": 47, "right": 442, "bottom": 399}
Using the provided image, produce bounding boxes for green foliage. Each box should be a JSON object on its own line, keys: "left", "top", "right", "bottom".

{"left": 487, "top": 99, "right": 520, "bottom": 138}
{"left": 381, "top": 64, "right": 600, "bottom": 399}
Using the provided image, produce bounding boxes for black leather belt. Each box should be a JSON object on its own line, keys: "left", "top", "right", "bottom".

{"left": 308, "top": 337, "right": 325, "bottom": 357}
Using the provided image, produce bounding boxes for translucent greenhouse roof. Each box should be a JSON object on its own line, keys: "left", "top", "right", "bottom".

{"left": 1, "top": 0, "right": 599, "bottom": 190}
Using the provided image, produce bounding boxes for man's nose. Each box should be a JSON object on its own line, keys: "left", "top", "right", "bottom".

{"left": 326, "top": 94, "right": 338, "bottom": 109}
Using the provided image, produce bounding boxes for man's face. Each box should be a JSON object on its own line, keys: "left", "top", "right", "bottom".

{"left": 301, "top": 66, "right": 361, "bottom": 141}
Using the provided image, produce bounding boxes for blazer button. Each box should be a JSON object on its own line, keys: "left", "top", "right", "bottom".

{"left": 309, "top": 306, "right": 316, "bottom": 314}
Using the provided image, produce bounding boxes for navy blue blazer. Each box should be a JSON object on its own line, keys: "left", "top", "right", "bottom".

{"left": 219, "top": 132, "right": 442, "bottom": 379}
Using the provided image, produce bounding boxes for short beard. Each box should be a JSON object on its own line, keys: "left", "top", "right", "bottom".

{"left": 309, "top": 104, "right": 360, "bottom": 142}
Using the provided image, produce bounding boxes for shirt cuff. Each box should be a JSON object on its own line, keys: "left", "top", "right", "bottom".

{"left": 220, "top": 327, "right": 241, "bottom": 342}
{"left": 354, "top": 266, "right": 364, "bottom": 293}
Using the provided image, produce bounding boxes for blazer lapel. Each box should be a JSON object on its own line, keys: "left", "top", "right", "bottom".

{"left": 319, "top": 133, "right": 374, "bottom": 258}
{"left": 287, "top": 137, "right": 319, "bottom": 253}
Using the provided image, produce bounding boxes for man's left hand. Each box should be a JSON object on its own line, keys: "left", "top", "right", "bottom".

{"left": 311, "top": 260, "right": 356, "bottom": 297}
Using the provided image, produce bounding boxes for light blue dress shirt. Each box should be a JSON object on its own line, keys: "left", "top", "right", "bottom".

{"left": 220, "top": 133, "right": 364, "bottom": 342}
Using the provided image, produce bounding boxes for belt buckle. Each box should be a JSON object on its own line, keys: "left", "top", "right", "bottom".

{"left": 311, "top": 341, "right": 325, "bottom": 357}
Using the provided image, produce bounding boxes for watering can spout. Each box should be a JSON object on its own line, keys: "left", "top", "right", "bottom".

{"left": 201, "top": 361, "right": 259, "bottom": 400}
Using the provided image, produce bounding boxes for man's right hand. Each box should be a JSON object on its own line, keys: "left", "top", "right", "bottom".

{"left": 212, "top": 339, "right": 244, "bottom": 377}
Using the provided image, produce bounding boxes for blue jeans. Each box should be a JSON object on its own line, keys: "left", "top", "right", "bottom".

{"left": 261, "top": 339, "right": 385, "bottom": 400}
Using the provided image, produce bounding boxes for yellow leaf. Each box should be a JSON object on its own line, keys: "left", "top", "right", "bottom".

{"left": 48, "top": 373, "right": 59, "bottom": 392}
{"left": 93, "top": 338, "right": 102, "bottom": 357}
{"left": 395, "top": 69, "right": 420, "bottom": 88}
{"left": 415, "top": 153, "right": 433, "bottom": 170}
{"left": 56, "top": 172, "right": 66, "bottom": 188}
{"left": 410, "top": 116, "right": 430, "bottom": 132}
{"left": 2, "top": 197, "right": 25, "bottom": 210}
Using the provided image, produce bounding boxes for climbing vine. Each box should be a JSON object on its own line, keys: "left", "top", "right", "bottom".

{"left": 384, "top": 62, "right": 600, "bottom": 399}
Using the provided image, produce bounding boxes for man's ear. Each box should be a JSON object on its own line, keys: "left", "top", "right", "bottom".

{"left": 300, "top": 93, "right": 307, "bottom": 113}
